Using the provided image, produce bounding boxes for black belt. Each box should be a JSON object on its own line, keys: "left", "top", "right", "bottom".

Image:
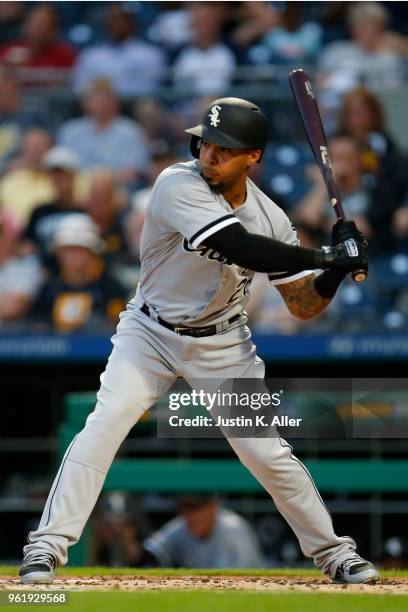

{"left": 140, "top": 303, "right": 241, "bottom": 337}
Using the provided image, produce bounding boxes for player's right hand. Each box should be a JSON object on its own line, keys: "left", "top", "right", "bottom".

{"left": 331, "top": 219, "right": 367, "bottom": 247}
{"left": 319, "top": 238, "right": 368, "bottom": 273}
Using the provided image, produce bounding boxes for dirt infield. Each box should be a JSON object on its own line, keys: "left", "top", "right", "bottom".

{"left": 1, "top": 575, "right": 408, "bottom": 594}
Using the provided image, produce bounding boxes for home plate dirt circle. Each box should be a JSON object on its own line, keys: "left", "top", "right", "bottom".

{"left": 1, "top": 575, "right": 408, "bottom": 594}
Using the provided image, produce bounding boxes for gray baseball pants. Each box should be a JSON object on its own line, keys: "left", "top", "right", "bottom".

{"left": 24, "top": 306, "right": 356, "bottom": 574}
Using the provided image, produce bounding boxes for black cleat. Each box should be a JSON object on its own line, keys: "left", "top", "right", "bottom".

{"left": 332, "top": 554, "right": 379, "bottom": 584}
{"left": 19, "top": 552, "right": 56, "bottom": 584}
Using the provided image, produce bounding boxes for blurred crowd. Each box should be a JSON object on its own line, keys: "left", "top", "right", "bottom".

{"left": 1, "top": 1, "right": 408, "bottom": 333}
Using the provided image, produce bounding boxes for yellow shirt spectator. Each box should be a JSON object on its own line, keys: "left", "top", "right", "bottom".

{"left": 0, "top": 169, "right": 89, "bottom": 229}
{"left": 0, "top": 168, "right": 55, "bottom": 227}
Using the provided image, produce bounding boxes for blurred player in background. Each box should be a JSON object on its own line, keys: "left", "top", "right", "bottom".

{"left": 143, "top": 494, "right": 265, "bottom": 568}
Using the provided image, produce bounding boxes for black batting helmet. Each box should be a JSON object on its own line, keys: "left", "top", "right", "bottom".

{"left": 185, "top": 97, "right": 269, "bottom": 160}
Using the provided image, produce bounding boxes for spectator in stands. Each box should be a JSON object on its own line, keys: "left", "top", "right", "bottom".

{"left": 230, "top": 1, "right": 280, "bottom": 50}
{"left": 146, "top": 1, "right": 192, "bottom": 51}
{"left": 0, "top": 2, "right": 23, "bottom": 44}
{"left": 337, "top": 87, "right": 408, "bottom": 252}
{"left": 0, "top": 128, "right": 53, "bottom": 228}
{"left": 0, "top": 4, "right": 75, "bottom": 86}
{"left": 22, "top": 147, "right": 85, "bottom": 263}
{"left": 72, "top": 4, "right": 166, "bottom": 97}
{"left": 30, "top": 214, "right": 127, "bottom": 332}
{"left": 317, "top": 2, "right": 349, "bottom": 45}
{"left": 0, "top": 65, "right": 49, "bottom": 169}
{"left": 338, "top": 86, "right": 403, "bottom": 174}
{"left": 337, "top": 86, "right": 408, "bottom": 205}
{"left": 246, "top": 2, "right": 322, "bottom": 65}
{"left": 0, "top": 210, "right": 42, "bottom": 323}
{"left": 318, "top": 2, "right": 405, "bottom": 93}
{"left": 294, "top": 134, "right": 397, "bottom": 255}
{"left": 172, "top": 2, "right": 236, "bottom": 96}
{"left": 58, "top": 79, "right": 150, "bottom": 185}
{"left": 133, "top": 98, "right": 172, "bottom": 152}
{"left": 142, "top": 495, "right": 265, "bottom": 568}
{"left": 84, "top": 169, "right": 133, "bottom": 268}
{"left": 294, "top": 135, "right": 370, "bottom": 235}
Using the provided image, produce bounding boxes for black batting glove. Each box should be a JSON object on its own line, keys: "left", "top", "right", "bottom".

{"left": 331, "top": 219, "right": 367, "bottom": 248}
{"left": 318, "top": 238, "right": 368, "bottom": 273}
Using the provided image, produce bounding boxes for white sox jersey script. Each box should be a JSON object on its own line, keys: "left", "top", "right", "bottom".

{"left": 132, "top": 160, "right": 311, "bottom": 326}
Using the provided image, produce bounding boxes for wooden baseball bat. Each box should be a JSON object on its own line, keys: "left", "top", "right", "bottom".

{"left": 289, "top": 68, "right": 367, "bottom": 283}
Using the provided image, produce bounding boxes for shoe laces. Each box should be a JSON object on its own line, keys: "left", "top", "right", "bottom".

{"left": 24, "top": 552, "right": 56, "bottom": 568}
{"left": 339, "top": 553, "right": 366, "bottom": 573}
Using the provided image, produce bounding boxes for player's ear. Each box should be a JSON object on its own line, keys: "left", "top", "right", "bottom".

{"left": 248, "top": 149, "right": 262, "bottom": 166}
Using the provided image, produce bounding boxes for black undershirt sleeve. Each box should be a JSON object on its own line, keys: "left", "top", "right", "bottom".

{"left": 202, "top": 222, "right": 323, "bottom": 274}
{"left": 313, "top": 269, "right": 347, "bottom": 299}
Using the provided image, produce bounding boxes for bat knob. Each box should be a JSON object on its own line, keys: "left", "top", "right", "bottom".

{"left": 352, "top": 269, "right": 368, "bottom": 283}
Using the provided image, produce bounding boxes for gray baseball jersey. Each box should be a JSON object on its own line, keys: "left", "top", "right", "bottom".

{"left": 24, "top": 160, "right": 357, "bottom": 578}
{"left": 144, "top": 507, "right": 265, "bottom": 568}
{"left": 132, "top": 160, "right": 311, "bottom": 326}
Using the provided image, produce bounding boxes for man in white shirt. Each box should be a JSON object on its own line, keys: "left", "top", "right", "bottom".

{"left": 58, "top": 79, "right": 150, "bottom": 184}
{"left": 172, "top": 2, "right": 236, "bottom": 96}
{"left": 72, "top": 5, "right": 166, "bottom": 97}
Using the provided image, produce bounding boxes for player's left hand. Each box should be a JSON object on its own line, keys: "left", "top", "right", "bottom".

{"left": 332, "top": 219, "right": 367, "bottom": 248}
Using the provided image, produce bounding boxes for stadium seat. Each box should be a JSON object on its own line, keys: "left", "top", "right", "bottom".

{"left": 261, "top": 143, "right": 313, "bottom": 208}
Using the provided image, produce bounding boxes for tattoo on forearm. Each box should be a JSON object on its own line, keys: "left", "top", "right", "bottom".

{"left": 277, "top": 274, "right": 330, "bottom": 320}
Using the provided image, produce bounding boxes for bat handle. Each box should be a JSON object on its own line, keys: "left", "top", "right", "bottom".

{"left": 352, "top": 268, "right": 368, "bottom": 283}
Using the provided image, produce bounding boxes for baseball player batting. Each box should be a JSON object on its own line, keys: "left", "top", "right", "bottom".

{"left": 20, "top": 97, "right": 377, "bottom": 584}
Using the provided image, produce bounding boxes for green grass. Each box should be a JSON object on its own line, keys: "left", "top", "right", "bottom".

{"left": 2, "top": 591, "right": 408, "bottom": 612}
{"left": 1, "top": 565, "right": 408, "bottom": 577}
